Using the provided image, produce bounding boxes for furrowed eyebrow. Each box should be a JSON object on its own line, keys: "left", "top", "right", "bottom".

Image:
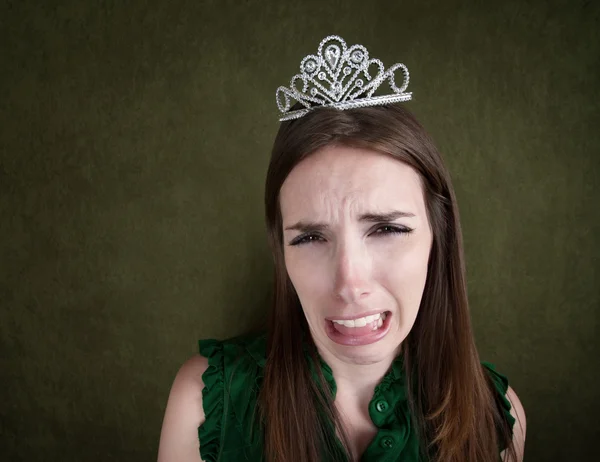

{"left": 284, "top": 210, "right": 416, "bottom": 233}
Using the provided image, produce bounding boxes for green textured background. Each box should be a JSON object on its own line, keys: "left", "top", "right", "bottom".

{"left": 1, "top": 0, "right": 598, "bottom": 460}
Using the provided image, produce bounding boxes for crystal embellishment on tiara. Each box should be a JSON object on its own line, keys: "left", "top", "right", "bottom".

{"left": 276, "top": 35, "right": 412, "bottom": 122}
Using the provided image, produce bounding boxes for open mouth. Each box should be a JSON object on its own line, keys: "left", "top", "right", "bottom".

{"left": 325, "top": 311, "right": 392, "bottom": 346}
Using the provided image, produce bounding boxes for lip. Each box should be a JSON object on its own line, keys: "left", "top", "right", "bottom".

{"left": 325, "top": 309, "right": 387, "bottom": 322}
{"left": 325, "top": 311, "right": 392, "bottom": 346}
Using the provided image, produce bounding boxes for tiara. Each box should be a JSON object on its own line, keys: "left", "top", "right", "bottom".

{"left": 275, "top": 35, "right": 412, "bottom": 122}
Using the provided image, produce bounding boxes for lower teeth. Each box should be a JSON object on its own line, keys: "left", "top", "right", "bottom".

{"left": 371, "top": 317, "right": 384, "bottom": 330}
{"left": 333, "top": 313, "right": 387, "bottom": 333}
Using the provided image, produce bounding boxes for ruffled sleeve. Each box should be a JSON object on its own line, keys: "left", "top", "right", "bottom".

{"left": 197, "top": 339, "right": 225, "bottom": 462}
{"left": 481, "top": 361, "right": 516, "bottom": 451}
{"left": 197, "top": 334, "right": 267, "bottom": 462}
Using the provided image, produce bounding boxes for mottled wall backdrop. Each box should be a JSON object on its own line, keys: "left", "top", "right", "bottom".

{"left": 1, "top": 0, "right": 598, "bottom": 461}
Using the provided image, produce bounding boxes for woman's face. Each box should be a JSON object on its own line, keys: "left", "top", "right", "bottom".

{"left": 280, "top": 145, "right": 433, "bottom": 365}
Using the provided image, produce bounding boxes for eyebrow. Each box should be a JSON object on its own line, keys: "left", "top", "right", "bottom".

{"left": 284, "top": 210, "right": 416, "bottom": 232}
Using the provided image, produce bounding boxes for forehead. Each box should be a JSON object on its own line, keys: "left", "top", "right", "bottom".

{"left": 280, "top": 145, "right": 426, "bottom": 220}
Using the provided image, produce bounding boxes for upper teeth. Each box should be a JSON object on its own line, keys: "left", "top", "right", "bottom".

{"left": 332, "top": 312, "right": 387, "bottom": 327}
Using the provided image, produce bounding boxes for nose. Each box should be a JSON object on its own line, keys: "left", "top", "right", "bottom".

{"left": 333, "top": 240, "right": 372, "bottom": 304}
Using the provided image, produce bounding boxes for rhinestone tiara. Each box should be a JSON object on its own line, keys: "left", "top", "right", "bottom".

{"left": 276, "top": 35, "right": 412, "bottom": 122}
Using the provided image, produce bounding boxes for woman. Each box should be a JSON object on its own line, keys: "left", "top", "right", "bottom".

{"left": 158, "top": 36, "right": 526, "bottom": 462}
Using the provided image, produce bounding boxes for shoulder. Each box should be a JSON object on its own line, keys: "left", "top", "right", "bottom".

{"left": 157, "top": 354, "right": 209, "bottom": 462}
{"left": 482, "top": 362, "right": 527, "bottom": 462}
{"left": 176, "top": 354, "right": 210, "bottom": 387}
{"left": 505, "top": 385, "right": 526, "bottom": 461}
{"left": 158, "top": 334, "right": 267, "bottom": 461}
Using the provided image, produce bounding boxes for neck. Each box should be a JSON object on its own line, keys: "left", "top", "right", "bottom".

{"left": 315, "top": 343, "right": 401, "bottom": 403}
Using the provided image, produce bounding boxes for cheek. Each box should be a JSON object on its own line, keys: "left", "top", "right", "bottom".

{"left": 284, "top": 252, "right": 329, "bottom": 300}
{"left": 379, "top": 243, "right": 430, "bottom": 305}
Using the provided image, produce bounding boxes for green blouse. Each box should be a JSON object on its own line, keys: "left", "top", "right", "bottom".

{"left": 197, "top": 333, "right": 515, "bottom": 461}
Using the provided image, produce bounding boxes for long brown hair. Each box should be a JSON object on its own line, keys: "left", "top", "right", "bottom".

{"left": 257, "top": 103, "right": 517, "bottom": 462}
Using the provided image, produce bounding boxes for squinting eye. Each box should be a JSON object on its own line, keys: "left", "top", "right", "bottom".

{"left": 374, "top": 225, "right": 413, "bottom": 236}
{"left": 289, "top": 234, "right": 324, "bottom": 246}
{"left": 289, "top": 225, "right": 413, "bottom": 246}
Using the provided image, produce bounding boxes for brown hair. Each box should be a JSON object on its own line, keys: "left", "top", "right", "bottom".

{"left": 257, "top": 103, "right": 517, "bottom": 462}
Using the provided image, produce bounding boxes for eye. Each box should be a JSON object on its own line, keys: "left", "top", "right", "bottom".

{"left": 289, "top": 233, "right": 325, "bottom": 246}
{"left": 288, "top": 225, "right": 413, "bottom": 246}
{"left": 372, "top": 225, "right": 413, "bottom": 236}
